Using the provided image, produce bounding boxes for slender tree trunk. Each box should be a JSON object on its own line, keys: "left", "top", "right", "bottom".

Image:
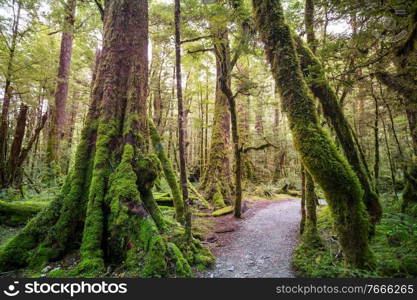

{"left": 300, "top": 165, "right": 306, "bottom": 234}
{"left": 304, "top": 0, "right": 317, "bottom": 52}
{"left": 373, "top": 92, "right": 380, "bottom": 194}
{"left": 253, "top": 0, "right": 373, "bottom": 268}
{"left": 382, "top": 115, "right": 399, "bottom": 201}
{"left": 46, "top": 0, "right": 77, "bottom": 172}
{"left": 174, "top": 0, "right": 192, "bottom": 243}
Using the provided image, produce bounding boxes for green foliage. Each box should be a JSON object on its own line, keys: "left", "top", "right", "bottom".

{"left": 294, "top": 196, "right": 417, "bottom": 277}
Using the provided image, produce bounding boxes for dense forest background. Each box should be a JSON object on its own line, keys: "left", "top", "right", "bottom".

{"left": 0, "top": 0, "right": 416, "bottom": 278}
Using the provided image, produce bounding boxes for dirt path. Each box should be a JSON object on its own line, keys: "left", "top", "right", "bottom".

{"left": 204, "top": 198, "right": 300, "bottom": 278}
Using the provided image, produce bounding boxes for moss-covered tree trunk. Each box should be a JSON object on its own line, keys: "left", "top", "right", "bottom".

{"left": 303, "top": 172, "right": 321, "bottom": 245}
{"left": 293, "top": 36, "right": 382, "bottom": 226}
{"left": 253, "top": 0, "right": 373, "bottom": 268}
{"left": 300, "top": 164, "right": 306, "bottom": 234}
{"left": 0, "top": 0, "right": 212, "bottom": 277}
{"left": 202, "top": 26, "right": 232, "bottom": 208}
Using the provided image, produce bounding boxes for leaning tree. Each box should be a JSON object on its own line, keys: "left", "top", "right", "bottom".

{"left": 0, "top": 0, "right": 212, "bottom": 277}
{"left": 252, "top": 0, "right": 373, "bottom": 268}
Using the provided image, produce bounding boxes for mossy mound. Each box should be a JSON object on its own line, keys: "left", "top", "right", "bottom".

{"left": 0, "top": 200, "right": 49, "bottom": 227}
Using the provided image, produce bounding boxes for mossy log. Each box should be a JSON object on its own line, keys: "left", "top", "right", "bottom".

{"left": 293, "top": 35, "right": 382, "bottom": 225}
{"left": 0, "top": 200, "right": 49, "bottom": 227}
{"left": 0, "top": 0, "right": 213, "bottom": 277}
{"left": 253, "top": 0, "right": 373, "bottom": 268}
{"left": 212, "top": 206, "right": 233, "bottom": 217}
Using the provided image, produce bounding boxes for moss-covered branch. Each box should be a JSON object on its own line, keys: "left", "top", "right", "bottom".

{"left": 293, "top": 35, "right": 382, "bottom": 225}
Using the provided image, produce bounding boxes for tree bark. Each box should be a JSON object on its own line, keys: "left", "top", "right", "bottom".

{"left": 174, "top": 0, "right": 192, "bottom": 243}
{"left": 0, "top": 1, "right": 21, "bottom": 186}
{"left": 202, "top": 26, "right": 232, "bottom": 207}
{"left": 46, "top": 0, "right": 77, "bottom": 172}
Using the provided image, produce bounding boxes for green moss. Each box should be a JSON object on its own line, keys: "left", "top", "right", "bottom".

{"left": 0, "top": 200, "right": 49, "bottom": 227}
{"left": 149, "top": 120, "right": 185, "bottom": 224}
{"left": 68, "top": 257, "right": 105, "bottom": 278}
{"left": 142, "top": 235, "right": 167, "bottom": 278}
{"left": 293, "top": 34, "right": 382, "bottom": 225}
{"left": 294, "top": 201, "right": 417, "bottom": 277}
{"left": 167, "top": 242, "right": 192, "bottom": 277}
{"left": 212, "top": 206, "right": 233, "bottom": 217}
{"left": 402, "top": 162, "right": 417, "bottom": 213}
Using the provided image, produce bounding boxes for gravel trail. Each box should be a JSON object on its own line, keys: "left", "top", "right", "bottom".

{"left": 205, "top": 199, "right": 300, "bottom": 278}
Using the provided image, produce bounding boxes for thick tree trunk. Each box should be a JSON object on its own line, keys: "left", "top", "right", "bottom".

{"left": 202, "top": 26, "right": 232, "bottom": 207}
{"left": 0, "top": 0, "right": 212, "bottom": 277}
{"left": 294, "top": 36, "right": 382, "bottom": 225}
{"left": 46, "top": 0, "right": 77, "bottom": 172}
{"left": 253, "top": 0, "right": 373, "bottom": 268}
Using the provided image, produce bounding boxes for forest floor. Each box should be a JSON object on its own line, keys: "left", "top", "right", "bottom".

{"left": 200, "top": 197, "right": 300, "bottom": 278}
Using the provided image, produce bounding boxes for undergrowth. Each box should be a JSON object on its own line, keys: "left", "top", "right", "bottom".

{"left": 293, "top": 194, "right": 417, "bottom": 277}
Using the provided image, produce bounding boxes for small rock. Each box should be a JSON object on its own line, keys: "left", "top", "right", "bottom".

{"left": 227, "top": 266, "right": 235, "bottom": 272}
{"left": 41, "top": 266, "right": 52, "bottom": 273}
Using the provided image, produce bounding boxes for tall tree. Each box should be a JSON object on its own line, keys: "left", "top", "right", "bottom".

{"left": 174, "top": 0, "right": 192, "bottom": 242}
{"left": 46, "top": 0, "right": 77, "bottom": 172}
{"left": 202, "top": 25, "right": 233, "bottom": 207}
{"left": 0, "top": 0, "right": 22, "bottom": 186}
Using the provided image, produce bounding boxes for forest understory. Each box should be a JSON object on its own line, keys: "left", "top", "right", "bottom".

{"left": 1, "top": 0, "right": 417, "bottom": 279}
